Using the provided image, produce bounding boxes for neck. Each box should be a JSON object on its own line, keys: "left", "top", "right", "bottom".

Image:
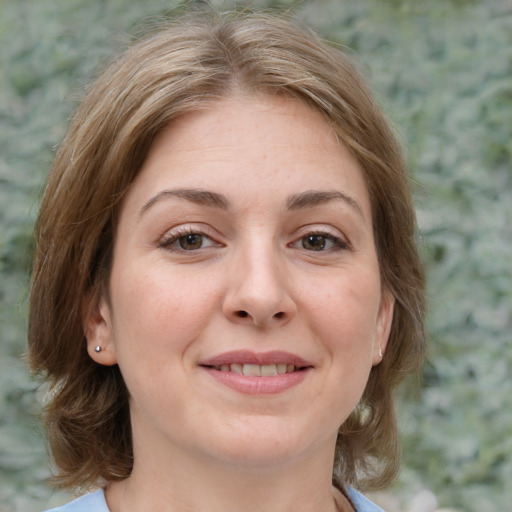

{"left": 106, "top": 441, "right": 348, "bottom": 512}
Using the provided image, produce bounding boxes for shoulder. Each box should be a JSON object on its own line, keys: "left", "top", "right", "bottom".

{"left": 43, "top": 489, "right": 109, "bottom": 512}
{"left": 347, "top": 487, "right": 386, "bottom": 512}
{"left": 43, "top": 486, "right": 382, "bottom": 512}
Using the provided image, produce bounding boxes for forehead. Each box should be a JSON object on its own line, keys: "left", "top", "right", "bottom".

{"left": 126, "top": 95, "right": 371, "bottom": 217}
{"left": 150, "top": 95, "right": 337, "bottom": 152}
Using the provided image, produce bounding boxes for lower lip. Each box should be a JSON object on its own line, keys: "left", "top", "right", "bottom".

{"left": 202, "top": 367, "right": 310, "bottom": 394}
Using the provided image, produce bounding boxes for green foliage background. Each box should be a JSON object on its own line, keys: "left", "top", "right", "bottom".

{"left": 0, "top": 0, "right": 510, "bottom": 511}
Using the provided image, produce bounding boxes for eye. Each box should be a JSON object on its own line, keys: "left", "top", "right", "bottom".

{"left": 291, "top": 230, "right": 349, "bottom": 252}
{"left": 303, "top": 234, "right": 329, "bottom": 251}
{"left": 176, "top": 233, "right": 206, "bottom": 250}
{"left": 159, "top": 227, "right": 219, "bottom": 252}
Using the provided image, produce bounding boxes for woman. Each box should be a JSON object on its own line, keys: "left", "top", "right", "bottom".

{"left": 28, "top": 10, "right": 425, "bottom": 512}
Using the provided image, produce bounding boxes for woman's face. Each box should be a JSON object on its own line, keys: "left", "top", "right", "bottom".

{"left": 87, "top": 95, "right": 394, "bottom": 471}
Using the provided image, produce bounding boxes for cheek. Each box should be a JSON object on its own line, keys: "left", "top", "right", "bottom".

{"left": 312, "top": 269, "right": 381, "bottom": 325}
{"left": 107, "top": 264, "right": 220, "bottom": 411}
{"left": 108, "top": 262, "right": 221, "bottom": 360}
{"left": 305, "top": 269, "right": 382, "bottom": 361}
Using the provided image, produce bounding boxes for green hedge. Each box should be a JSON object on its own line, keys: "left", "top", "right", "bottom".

{"left": 1, "top": 1, "right": 510, "bottom": 510}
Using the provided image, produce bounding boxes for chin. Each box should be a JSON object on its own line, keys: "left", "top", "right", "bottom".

{"left": 200, "top": 420, "right": 334, "bottom": 470}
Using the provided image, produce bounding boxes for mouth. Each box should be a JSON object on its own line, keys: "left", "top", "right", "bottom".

{"left": 198, "top": 350, "right": 313, "bottom": 391}
{"left": 204, "top": 363, "right": 303, "bottom": 376}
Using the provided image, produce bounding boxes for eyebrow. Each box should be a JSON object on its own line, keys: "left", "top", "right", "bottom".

{"left": 139, "top": 187, "right": 364, "bottom": 219}
{"left": 286, "top": 190, "right": 364, "bottom": 219}
{"left": 139, "top": 188, "right": 230, "bottom": 217}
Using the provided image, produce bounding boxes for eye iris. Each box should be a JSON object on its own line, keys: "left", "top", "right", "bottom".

{"left": 179, "top": 234, "right": 203, "bottom": 250}
{"left": 303, "top": 235, "right": 326, "bottom": 251}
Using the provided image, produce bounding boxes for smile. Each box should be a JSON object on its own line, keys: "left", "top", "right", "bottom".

{"left": 199, "top": 350, "right": 312, "bottom": 394}
{"left": 211, "top": 363, "right": 299, "bottom": 376}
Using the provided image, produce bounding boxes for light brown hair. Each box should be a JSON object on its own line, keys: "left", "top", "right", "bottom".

{"left": 28, "top": 10, "right": 425, "bottom": 492}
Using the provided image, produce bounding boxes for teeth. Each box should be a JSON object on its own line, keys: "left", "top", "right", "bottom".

{"left": 261, "top": 364, "right": 278, "bottom": 376}
{"left": 230, "top": 363, "right": 243, "bottom": 374}
{"left": 215, "top": 363, "right": 298, "bottom": 376}
{"left": 243, "top": 364, "right": 261, "bottom": 376}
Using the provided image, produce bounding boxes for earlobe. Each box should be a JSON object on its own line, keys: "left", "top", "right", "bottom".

{"left": 83, "top": 294, "right": 118, "bottom": 366}
{"left": 373, "top": 289, "right": 395, "bottom": 366}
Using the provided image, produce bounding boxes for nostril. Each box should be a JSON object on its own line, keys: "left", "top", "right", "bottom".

{"left": 236, "top": 310, "right": 249, "bottom": 318}
{"left": 274, "top": 312, "right": 284, "bottom": 319}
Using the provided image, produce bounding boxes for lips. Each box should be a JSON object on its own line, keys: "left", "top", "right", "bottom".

{"left": 213, "top": 363, "right": 296, "bottom": 376}
{"left": 199, "top": 350, "right": 312, "bottom": 372}
{"left": 199, "top": 350, "right": 312, "bottom": 394}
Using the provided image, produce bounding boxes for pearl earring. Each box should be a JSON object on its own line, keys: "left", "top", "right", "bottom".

{"left": 94, "top": 346, "right": 102, "bottom": 353}
{"left": 379, "top": 348, "right": 383, "bottom": 358}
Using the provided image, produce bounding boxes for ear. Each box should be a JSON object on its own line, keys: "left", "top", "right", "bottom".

{"left": 83, "top": 291, "right": 118, "bottom": 366}
{"left": 372, "top": 289, "right": 395, "bottom": 366}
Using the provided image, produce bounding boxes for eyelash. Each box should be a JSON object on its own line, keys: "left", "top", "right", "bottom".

{"left": 158, "top": 226, "right": 219, "bottom": 252}
{"left": 290, "top": 230, "right": 349, "bottom": 252}
{"left": 158, "top": 226, "right": 349, "bottom": 253}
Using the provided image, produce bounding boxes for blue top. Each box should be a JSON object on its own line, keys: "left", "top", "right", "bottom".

{"left": 44, "top": 489, "right": 109, "bottom": 512}
{"left": 347, "top": 487, "right": 385, "bottom": 511}
{"left": 45, "top": 487, "right": 384, "bottom": 511}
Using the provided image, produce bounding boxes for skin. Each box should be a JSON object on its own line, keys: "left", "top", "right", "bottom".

{"left": 85, "top": 94, "right": 394, "bottom": 512}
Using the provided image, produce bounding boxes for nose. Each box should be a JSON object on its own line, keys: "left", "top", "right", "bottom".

{"left": 222, "top": 243, "right": 296, "bottom": 328}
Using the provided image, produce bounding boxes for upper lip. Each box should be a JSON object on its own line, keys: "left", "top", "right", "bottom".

{"left": 199, "top": 350, "right": 313, "bottom": 368}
